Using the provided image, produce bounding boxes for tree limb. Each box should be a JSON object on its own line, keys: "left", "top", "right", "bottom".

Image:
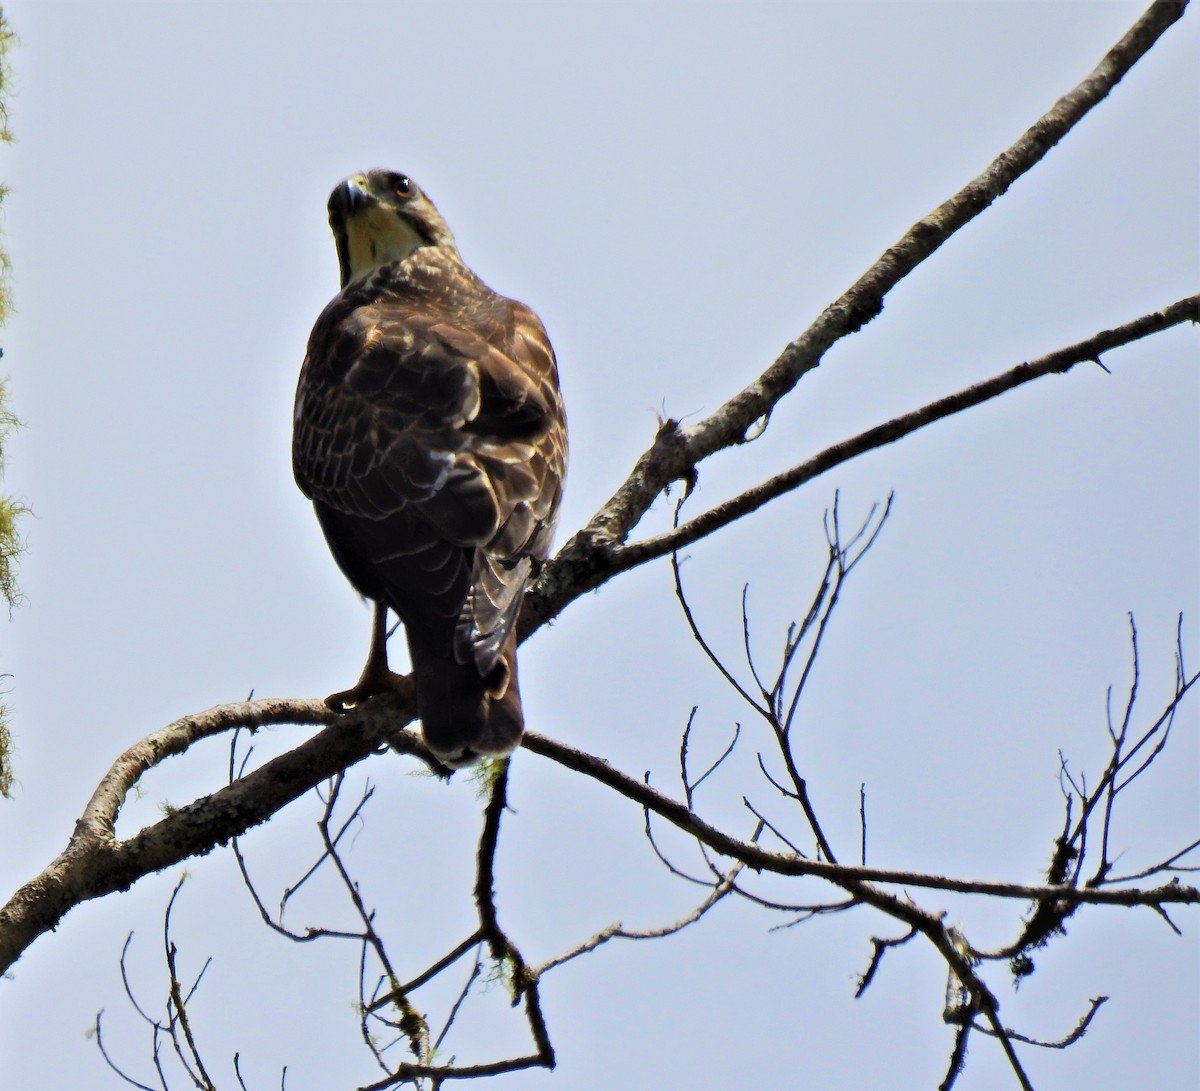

{"left": 0, "top": 695, "right": 418, "bottom": 974}
{"left": 520, "top": 731, "right": 1199, "bottom": 909}
{"left": 624, "top": 297, "right": 1199, "bottom": 566}
{"left": 521, "top": 0, "right": 1191, "bottom": 635}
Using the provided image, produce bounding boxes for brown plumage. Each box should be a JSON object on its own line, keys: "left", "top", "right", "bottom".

{"left": 293, "top": 170, "right": 566, "bottom": 766}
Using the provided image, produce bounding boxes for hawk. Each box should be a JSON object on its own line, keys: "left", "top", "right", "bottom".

{"left": 293, "top": 170, "right": 566, "bottom": 766}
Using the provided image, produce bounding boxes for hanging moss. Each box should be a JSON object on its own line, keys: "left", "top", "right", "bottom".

{"left": 0, "top": 378, "right": 24, "bottom": 613}
{"left": 0, "top": 6, "right": 22, "bottom": 796}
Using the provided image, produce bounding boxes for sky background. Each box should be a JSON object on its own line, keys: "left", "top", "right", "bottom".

{"left": 0, "top": 2, "right": 1196, "bottom": 1089}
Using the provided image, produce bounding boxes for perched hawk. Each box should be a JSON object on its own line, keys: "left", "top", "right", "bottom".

{"left": 293, "top": 170, "right": 566, "bottom": 766}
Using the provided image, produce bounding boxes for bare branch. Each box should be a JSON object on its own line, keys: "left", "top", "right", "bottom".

{"left": 523, "top": 0, "right": 1194, "bottom": 634}
{"left": 742, "top": 797, "right": 807, "bottom": 858}
{"left": 977, "top": 996, "right": 1109, "bottom": 1049}
{"left": 940, "top": 1023, "right": 971, "bottom": 1091}
{"left": 983, "top": 1008, "right": 1036, "bottom": 1091}
{"left": 1107, "top": 837, "right": 1200, "bottom": 883}
{"left": 619, "top": 299, "right": 1198, "bottom": 570}
{"left": 859, "top": 784, "right": 868, "bottom": 867}
{"left": 856, "top": 925, "right": 919, "bottom": 998}
{"left": 373, "top": 933, "right": 485, "bottom": 1009}
{"left": 672, "top": 541, "right": 772, "bottom": 729}
{"left": 95, "top": 1009, "right": 160, "bottom": 1091}
{"left": 742, "top": 585, "right": 773, "bottom": 702}
{"left": 680, "top": 710, "right": 741, "bottom": 806}
{"left": 534, "top": 859, "right": 748, "bottom": 975}
{"left": 522, "top": 731, "right": 1200, "bottom": 909}
{"left": 161, "top": 879, "right": 216, "bottom": 1090}
{"left": 642, "top": 788, "right": 721, "bottom": 889}
{"left": 432, "top": 952, "right": 484, "bottom": 1058}
{"left": 681, "top": 496, "right": 889, "bottom": 865}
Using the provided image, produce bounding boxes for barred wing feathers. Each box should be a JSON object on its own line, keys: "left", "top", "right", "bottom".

{"left": 293, "top": 268, "right": 565, "bottom": 757}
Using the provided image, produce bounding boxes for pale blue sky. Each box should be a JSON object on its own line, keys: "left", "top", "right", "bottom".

{"left": 0, "top": 2, "right": 1196, "bottom": 1089}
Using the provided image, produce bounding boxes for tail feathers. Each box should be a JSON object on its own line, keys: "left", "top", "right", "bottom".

{"left": 407, "top": 630, "right": 524, "bottom": 766}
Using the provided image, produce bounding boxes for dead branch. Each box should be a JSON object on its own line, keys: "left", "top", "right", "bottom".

{"left": 532, "top": 858, "right": 748, "bottom": 976}
{"left": 975, "top": 617, "right": 1199, "bottom": 964}
{"left": 94, "top": 876, "right": 236, "bottom": 1091}
{"left": 376, "top": 761, "right": 555, "bottom": 1086}
{"left": 856, "top": 925, "right": 919, "bottom": 998}
{"left": 523, "top": 728, "right": 1198, "bottom": 908}
{"left": 976, "top": 996, "right": 1109, "bottom": 1049}
{"left": 659, "top": 501, "right": 1180, "bottom": 1089}
{"left": 522, "top": 0, "right": 1193, "bottom": 633}
{"left": 615, "top": 296, "right": 1199, "bottom": 571}
{"left": 671, "top": 494, "right": 894, "bottom": 863}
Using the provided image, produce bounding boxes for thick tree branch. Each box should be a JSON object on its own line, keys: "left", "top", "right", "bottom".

{"left": 0, "top": 695, "right": 422, "bottom": 975}
{"left": 522, "top": 0, "right": 1190, "bottom": 635}
{"left": 5, "top": 630, "right": 1193, "bottom": 979}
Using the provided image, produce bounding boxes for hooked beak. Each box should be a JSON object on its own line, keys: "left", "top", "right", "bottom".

{"left": 329, "top": 174, "right": 372, "bottom": 218}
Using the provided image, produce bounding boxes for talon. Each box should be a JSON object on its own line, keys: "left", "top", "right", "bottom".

{"left": 325, "top": 672, "right": 410, "bottom": 712}
{"left": 326, "top": 605, "right": 412, "bottom": 712}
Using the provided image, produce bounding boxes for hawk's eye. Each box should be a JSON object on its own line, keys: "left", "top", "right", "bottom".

{"left": 391, "top": 174, "right": 413, "bottom": 198}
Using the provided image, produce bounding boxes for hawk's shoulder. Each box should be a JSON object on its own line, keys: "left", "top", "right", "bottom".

{"left": 292, "top": 254, "right": 565, "bottom": 555}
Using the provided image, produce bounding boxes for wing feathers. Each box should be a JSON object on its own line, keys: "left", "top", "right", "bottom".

{"left": 294, "top": 248, "right": 566, "bottom": 692}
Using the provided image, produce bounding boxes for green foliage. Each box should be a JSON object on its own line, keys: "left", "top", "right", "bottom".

{"left": 0, "top": 709, "right": 10, "bottom": 797}
{"left": 0, "top": 9, "right": 11, "bottom": 145}
{"left": 0, "top": 381, "right": 26, "bottom": 613}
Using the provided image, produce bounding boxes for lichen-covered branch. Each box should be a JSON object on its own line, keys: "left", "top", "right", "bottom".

{"left": 521, "top": 0, "right": 1192, "bottom": 635}
{"left": 0, "top": 695, "right": 421, "bottom": 974}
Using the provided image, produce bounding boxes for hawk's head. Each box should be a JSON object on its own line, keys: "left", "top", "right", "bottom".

{"left": 328, "top": 169, "right": 459, "bottom": 289}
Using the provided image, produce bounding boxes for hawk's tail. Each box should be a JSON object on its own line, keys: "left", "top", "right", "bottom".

{"left": 407, "top": 629, "right": 524, "bottom": 767}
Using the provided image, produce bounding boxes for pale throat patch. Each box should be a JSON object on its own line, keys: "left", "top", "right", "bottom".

{"left": 344, "top": 208, "right": 426, "bottom": 282}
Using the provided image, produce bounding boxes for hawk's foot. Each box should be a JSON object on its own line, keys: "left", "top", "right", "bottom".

{"left": 325, "top": 666, "right": 413, "bottom": 713}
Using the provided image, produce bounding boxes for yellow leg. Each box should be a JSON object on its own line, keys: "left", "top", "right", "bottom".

{"left": 325, "top": 603, "right": 412, "bottom": 711}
